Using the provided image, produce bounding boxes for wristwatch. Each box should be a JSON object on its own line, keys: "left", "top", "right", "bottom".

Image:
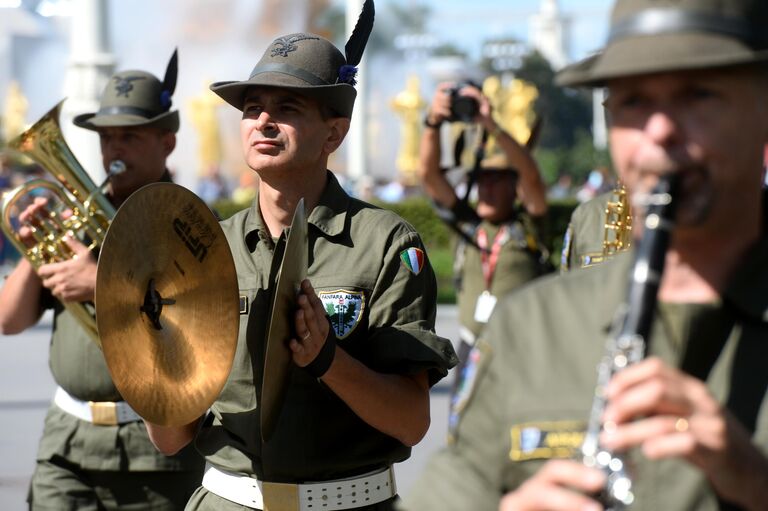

{"left": 423, "top": 114, "right": 443, "bottom": 129}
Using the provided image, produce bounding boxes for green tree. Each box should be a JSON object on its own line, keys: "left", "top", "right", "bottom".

{"left": 514, "top": 52, "right": 593, "bottom": 150}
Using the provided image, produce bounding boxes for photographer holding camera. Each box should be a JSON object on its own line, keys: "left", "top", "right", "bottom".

{"left": 418, "top": 82, "right": 548, "bottom": 420}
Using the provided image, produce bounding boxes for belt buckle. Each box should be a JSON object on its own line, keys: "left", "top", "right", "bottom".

{"left": 262, "top": 481, "right": 299, "bottom": 511}
{"left": 89, "top": 401, "right": 118, "bottom": 426}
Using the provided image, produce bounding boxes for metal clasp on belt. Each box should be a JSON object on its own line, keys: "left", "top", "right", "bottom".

{"left": 89, "top": 401, "right": 119, "bottom": 426}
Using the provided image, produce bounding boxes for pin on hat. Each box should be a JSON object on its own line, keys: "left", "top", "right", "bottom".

{"left": 557, "top": 0, "right": 768, "bottom": 87}
{"left": 74, "top": 49, "right": 180, "bottom": 132}
{"left": 211, "top": 0, "right": 375, "bottom": 118}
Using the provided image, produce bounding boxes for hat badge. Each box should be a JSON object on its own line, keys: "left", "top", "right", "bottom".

{"left": 270, "top": 34, "right": 320, "bottom": 58}
{"left": 113, "top": 75, "right": 146, "bottom": 98}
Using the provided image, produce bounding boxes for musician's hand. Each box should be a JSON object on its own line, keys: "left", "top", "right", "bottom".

{"left": 37, "top": 235, "right": 97, "bottom": 302}
{"left": 17, "top": 197, "right": 50, "bottom": 248}
{"left": 289, "top": 279, "right": 332, "bottom": 368}
{"left": 498, "top": 459, "right": 605, "bottom": 511}
{"left": 601, "top": 356, "right": 768, "bottom": 510}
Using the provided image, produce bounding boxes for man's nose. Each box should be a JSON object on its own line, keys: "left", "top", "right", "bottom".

{"left": 254, "top": 111, "right": 277, "bottom": 132}
{"left": 643, "top": 107, "right": 682, "bottom": 147}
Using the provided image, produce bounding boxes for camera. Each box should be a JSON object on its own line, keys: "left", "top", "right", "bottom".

{"left": 446, "top": 81, "right": 480, "bottom": 123}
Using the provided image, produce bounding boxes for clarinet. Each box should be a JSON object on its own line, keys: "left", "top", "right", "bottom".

{"left": 580, "top": 173, "right": 679, "bottom": 510}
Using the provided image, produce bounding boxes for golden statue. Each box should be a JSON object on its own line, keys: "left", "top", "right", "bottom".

{"left": 390, "top": 75, "right": 426, "bottom": 186}
{"left": 3, "top": 81, "right": 29, "bottom": 143}
{"left": 188, "top": 82, "right": 224, "bottom": 177}
{"left": 482, "top": 76, "right": 538, "bottom": 153}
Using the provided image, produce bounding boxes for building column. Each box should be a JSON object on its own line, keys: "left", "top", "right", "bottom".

{"left": 60, "top": 0, "right": 115, "bottom": 181}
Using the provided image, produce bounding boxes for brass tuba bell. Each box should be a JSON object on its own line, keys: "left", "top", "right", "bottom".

{"left": 1, "top": 99, "right": 116, "bottom": 347}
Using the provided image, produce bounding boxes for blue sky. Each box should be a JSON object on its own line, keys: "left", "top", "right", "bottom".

{"left": 411, "top": 0, "right": 613, "bottom": 62}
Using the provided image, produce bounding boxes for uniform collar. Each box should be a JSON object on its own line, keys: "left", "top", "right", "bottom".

{"left": 242, "top": 170, "right": 350, "bottom": 249}
{"left": 307, "top": 171, "right": 350, "bottom": 238}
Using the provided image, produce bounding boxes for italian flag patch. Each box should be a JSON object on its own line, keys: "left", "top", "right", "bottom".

{"left": 400, "top": 247, "right": 425, "bottom": 275}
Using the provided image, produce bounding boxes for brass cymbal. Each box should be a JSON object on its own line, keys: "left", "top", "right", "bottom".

{"left": 261, "top": 198, "right": 307, "bottom": 441}
{"left": 95, "top": 183, "right": 239, "bottom": 427}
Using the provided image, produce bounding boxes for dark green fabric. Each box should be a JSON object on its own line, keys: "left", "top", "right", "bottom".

{"left": 195, "top": 171, "right": 456, "bottom": 483}
{"left": 28, "top": 456, "right": 201, "bottom": 510}
{"left": 402, "top": 234, "right": 768, "bottom": 511}
{"left": 35, "top": 405, "right": 202, "bottom": 472}
{"left": 48, "top": 305, "right": 119, "bottom": 400}
{"left": 456, "top": 220, "right": 541, "bottom": 339}
{"left": 560, "top": 191, "right": 612, "bottom": 271}
{"left": 74, "top": 65, "right": 179, "bottom": 132}
{"left": 211, "top": 34, "right": 356, "bottom": 118}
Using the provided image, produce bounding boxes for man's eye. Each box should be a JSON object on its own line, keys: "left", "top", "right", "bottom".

{"left": 613, "top": 94, "right": 645, "bottom": 110}
{"left": 687, "top": 87, "right": 717, "bottom": 101}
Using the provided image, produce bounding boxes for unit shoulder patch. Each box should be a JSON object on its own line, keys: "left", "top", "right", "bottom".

{"left": 319, "top": 289, "right": 365, "bottom": 340}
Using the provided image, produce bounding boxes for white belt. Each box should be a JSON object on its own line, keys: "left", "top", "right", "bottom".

{"left": 54, "top": 386, "right": 142, "bottom": 426}
{"left": 202, "top": 463, "right": 396, "bottom": 511}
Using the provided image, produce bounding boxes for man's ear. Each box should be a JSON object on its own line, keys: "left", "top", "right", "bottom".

{"left": 324, "top": 117, "right": 351, "bottom": 154}
{"left": 161, "top": 131, "right": 177, "bottom": 157}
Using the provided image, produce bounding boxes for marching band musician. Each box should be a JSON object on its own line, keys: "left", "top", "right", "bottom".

{"left": 402, "top": 0, "right": 768, "bottom": 510}
{"left": 143, "top": 3, "right": 457, "bottom": 510}
{"left": 0, "top": 52, "right": 205, "bottom": 510}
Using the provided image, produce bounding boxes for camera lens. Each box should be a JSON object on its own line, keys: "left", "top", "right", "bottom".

{"left": 450, "top": 95, "right": 479, "bottom": 123}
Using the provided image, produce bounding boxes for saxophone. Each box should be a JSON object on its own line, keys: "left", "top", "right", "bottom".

{"left": 580, "top": 173, "right": 678, "bottom": 509}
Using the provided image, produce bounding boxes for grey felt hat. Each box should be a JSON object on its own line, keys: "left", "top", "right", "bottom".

{"left": 557, "top": 0, "right": 768, "bottom": 87}
{"left": 211, "top": 0, "right": 374, "bottom": 118}
{"left": 74, "top": 50, "right": 179, "bottom": 132}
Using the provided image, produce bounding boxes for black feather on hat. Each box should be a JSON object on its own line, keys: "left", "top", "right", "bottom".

{"left": 210, "top": 0, "right": 375, "bottom": 118}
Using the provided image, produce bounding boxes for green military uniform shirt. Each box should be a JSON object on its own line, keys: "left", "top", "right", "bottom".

{"left": 561, "top": 191, "right": 612, "bottom": 271}
{"left": 457, "top": 219, "right": 541, "bottom": 341}
{"left": 195, "top": 171, "right": 457, "bottom": 482}
{"left": 403, "top": 236, "right": 768, "bottom": 511}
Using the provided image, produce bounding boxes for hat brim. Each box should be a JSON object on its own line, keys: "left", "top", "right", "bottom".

{"left": 211, "top": 73, "right": 357, "bottom": 118}
{"left": 73, "top": 110, "right": 180, "bottom": 133}
{"left": 557, "top": 32, "right": 768, "bottom": 87}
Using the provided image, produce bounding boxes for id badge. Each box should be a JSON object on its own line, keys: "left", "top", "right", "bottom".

{"left": 473, "top": 291, "right": 497, "bottom": 323}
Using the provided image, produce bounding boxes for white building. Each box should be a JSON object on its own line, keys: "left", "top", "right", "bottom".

{"left": 529, "top": 0, "right": 571, "bottom": 70}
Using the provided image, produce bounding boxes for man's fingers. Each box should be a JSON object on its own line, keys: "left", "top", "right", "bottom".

{"left": 538, "top": 459, "right": 606, "bottom": 492}
{"left": 601, "top": 414, "right": 690, "bottom": 451}
{"left": 501, "top": 460, "right": 605, "bottom": 511}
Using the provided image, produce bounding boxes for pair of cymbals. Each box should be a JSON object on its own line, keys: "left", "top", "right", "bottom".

{"left": 96, "top": 183, "right": 307, "bottom": 434}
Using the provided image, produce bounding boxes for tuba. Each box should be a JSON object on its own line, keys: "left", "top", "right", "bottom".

{"left": 1, "top": 99, "right": 117, "bottom": 347}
